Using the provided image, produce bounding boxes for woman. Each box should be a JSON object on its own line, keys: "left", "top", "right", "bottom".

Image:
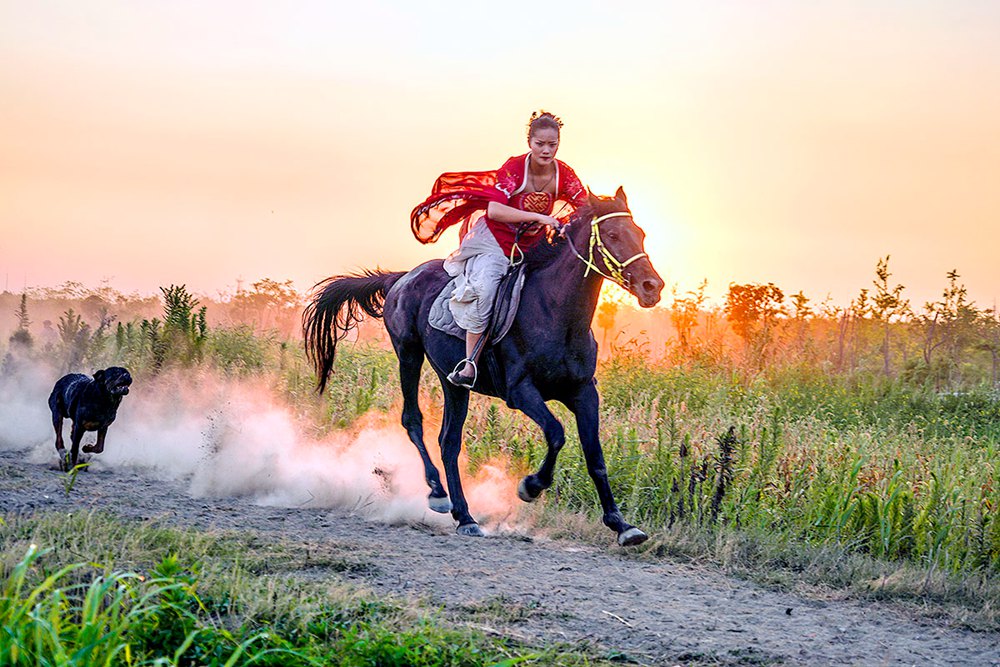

{"left": 410, "top": 111, "right": 588, "bottom": 388}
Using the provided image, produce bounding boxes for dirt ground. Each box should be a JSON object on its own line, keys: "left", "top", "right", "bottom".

{"left": 1, "top": 448, "right": 997, "bottom": 667}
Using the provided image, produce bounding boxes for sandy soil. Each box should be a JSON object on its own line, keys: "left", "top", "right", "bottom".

{"left": 1, "top": 447, "right": 997, "bottom": 667}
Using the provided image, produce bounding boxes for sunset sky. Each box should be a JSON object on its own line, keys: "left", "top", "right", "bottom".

{"left": 2, "top": 1, "right": 999, "bottom": 309}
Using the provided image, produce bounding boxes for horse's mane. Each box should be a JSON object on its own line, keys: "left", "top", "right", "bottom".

{"left": 521, "top": 203, "right": 596, "bottom": 269}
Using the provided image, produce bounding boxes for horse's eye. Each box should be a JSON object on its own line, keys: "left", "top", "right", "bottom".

{"left": 606, "top": 232, "right": 619, "bottom": 242}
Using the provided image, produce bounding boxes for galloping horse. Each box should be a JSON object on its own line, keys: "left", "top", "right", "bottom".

{"left": 303, "top": 189, "right": 664, "bottom": 545}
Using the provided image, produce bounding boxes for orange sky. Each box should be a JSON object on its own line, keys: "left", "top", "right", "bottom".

{"left": 2, "top": 2, "right": 999, "bottom": 309}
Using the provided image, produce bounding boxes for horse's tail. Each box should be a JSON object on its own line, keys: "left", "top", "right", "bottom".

{"left": 302, "top": 269, "right": 406, "bottom": 394}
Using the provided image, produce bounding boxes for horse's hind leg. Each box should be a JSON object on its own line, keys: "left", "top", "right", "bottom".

{"left": 439, "top": 383, "right": 481, "bottom": 536}
{"left": 509, "top": 382, "right": 565, "bottom": 502}
{"left": 397, "top": 344, "right": 450, "bottom": 513}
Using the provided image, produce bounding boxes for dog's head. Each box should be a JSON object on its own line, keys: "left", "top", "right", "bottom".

{"left": 95, "top": 367, "right": 132, "bottom": 396}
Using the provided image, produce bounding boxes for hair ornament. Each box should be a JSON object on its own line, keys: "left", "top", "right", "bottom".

{"left": 527, "top": 110, "right": 563, "bottom": 139}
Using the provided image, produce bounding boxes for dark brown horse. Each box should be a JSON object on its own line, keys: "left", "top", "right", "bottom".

{"left": 304, "top": 189, "right": 664, "bottom": 545}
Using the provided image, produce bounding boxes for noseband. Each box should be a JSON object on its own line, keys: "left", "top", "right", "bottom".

{"left": 567, "top": 211, "right": 648, "bottom": 289}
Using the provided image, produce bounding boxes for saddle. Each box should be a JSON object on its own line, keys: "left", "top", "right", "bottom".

{"left": 429, "top": 263, "right": 526, "bottom": 344}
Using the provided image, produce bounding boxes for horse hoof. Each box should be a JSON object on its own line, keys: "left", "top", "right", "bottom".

{"left": 517, "top": 477, "right": 537, "bottom": 503}
{"left": 428, "top": 494, "right": 452, "bottom": 514}
{"left": 457, "top": 523, "right": 484, "bottom": 537}
{"left": 617, "top": 527, "right": 648, "bottom": 547}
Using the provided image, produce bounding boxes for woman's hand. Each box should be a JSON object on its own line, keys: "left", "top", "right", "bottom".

{"left": 534, "top": 214, "right": 566, "bottom": 242}
{"left": 534, "top": 214, "right": 561, "bottom": 229}
{"left": 487, "top": 202, "right": 562, "bottom": 234}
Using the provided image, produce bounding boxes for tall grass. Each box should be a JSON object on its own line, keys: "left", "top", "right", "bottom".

{"left": 25, "top": 289, "right": 1000, "bottom": 580}
{"left": 453, "top": 343, "right": 1000, "bottom": 630}
{"left": 0, "top": 544, "right": 287, "bottom": 666}
{"left": 0, "top": 513, "right": 614, "bottom": 666}
{"left": 511, "top": 350, "right": 1000, "bottom": 577}
{"left": 5, "top": 282, "right": 999, "bottom": 626}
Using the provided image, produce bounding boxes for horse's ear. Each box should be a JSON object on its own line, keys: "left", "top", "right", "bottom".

{"left": 615, "top": 186, "right": 628, "bottom": 206}
{"left": 587, "top": 187, "right": 601, "bottom": 207}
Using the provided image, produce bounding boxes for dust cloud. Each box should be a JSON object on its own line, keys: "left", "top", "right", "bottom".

{"left": 0, "top": 361, "right": 523, "bottom": 531}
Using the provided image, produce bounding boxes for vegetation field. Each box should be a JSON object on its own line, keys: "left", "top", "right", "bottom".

{"left": 1, "top": 511, "right": 619, "bottom": 667}
{"left": 1, "top": 265, "right": 999, "bottom": 664}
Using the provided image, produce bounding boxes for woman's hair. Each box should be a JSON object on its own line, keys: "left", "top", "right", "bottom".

{"left": 527, "top": 110, "right": 563, "bottom": 139}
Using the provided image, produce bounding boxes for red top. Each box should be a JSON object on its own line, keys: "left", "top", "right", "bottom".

{"left": 410, "top": 154, "right": 587, "bottom": 254}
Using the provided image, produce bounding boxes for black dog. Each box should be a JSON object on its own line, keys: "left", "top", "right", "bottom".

{"left": 48, "top": 367, "right": 132, "bottom": 471}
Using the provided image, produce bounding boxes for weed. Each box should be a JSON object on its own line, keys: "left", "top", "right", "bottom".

{"left": 60, "top": 462, "right": 89, "bottom": 497}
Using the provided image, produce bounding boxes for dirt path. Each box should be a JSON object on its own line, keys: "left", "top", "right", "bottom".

{"left": 1, "top": 448, "right": 997, "bottom": 667}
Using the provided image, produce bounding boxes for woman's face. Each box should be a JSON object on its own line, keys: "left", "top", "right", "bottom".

{"left": 528, "top": 127, "right": 560, "bottom": 166}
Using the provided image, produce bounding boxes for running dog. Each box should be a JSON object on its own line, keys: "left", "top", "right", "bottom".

{"left": 48, "top": 367, "right": 132, "bottom": 471}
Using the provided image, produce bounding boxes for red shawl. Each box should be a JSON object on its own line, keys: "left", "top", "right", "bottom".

{"left": 410, "top": 155, "right": 587, "bottom": 252}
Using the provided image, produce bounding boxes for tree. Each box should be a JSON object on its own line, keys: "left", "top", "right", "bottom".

{"left": 836, "top": 288, "right": 874, "bottom": 374}
{"left": 596, "top": 299, "right": 619, "bottom": 349}
{"left": 230, "top": 278, "right": 302, "bottom": 337}
{"left": 788, "top": 290, "right": 813, "bottom": 356}
{"left": 977, "top": 306, "right": 1000, "bottom": 387}
{"left": 58, "top": 308, "right": 91, "bottom": 371}
{"left": 724, "top": 282, "right": 785, "bottom": 360}
{"left": 919, "top": 270, "right": 980, "bottom": 387}
{"left": 14, "top": 293, "right": 31, "bottom": 330}
{"left": 670, "top": 280, "right": 706, "bottom": 354}
{"left": 159, "top": 285, "right": 208, "bottom": 365}
{"left": 2, "top": 293, "right": 34, "bottom": 375}
{"left": 869, "top": 256, "right": 910, "bottom": 377}
{"left": 9, "top": 293, "right": 33, "bottom": 348}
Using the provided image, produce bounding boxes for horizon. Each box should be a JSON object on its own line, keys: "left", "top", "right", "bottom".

{"left": 3, "top": 2, "right": 999, "bottom": 310}
{"left": 3, "top": 268, "right": 996, "bottom": 316}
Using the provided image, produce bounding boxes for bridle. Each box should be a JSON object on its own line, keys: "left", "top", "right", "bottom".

{"left": 461, "top": 209, "right": 647, "bottom": 386}
{"left": 566, "top": 211, "right": 648, "bottom": 289}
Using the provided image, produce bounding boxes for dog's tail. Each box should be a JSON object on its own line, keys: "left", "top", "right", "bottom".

{"left": 302, "top": 269, "right": 405, "bottom": 394}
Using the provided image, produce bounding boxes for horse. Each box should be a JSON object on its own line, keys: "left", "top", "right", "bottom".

{"left": 303, "top": 188, "right": 664, "bottom": 545}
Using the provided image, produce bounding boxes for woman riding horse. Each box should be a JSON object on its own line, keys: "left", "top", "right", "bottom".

{"left": 304, "top": 177, "right": 664, "bottom": 545}
{"left": 411, "top": 111, "right": 588, "bottom": 388}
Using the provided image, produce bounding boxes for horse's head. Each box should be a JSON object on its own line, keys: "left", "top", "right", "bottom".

{"left": 573, "top": 187, "right": 664, "bottom": 308}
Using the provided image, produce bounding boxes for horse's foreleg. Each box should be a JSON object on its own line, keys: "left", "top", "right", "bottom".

{"left": 438, "top": 383, "right": 481, "bottom": 536}
{"left": 397, "top": 346, "right": 450, "bottom": 513}
{"left": 509, "top": 382, "right": 565, "bottom": 502}
{"left": 571, "top": 382, "right": 648, "bottom": 546}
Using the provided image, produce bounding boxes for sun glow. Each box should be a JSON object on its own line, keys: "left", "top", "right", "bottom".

{"left": 1, "top": 3, "right": 999, "bottom": 308}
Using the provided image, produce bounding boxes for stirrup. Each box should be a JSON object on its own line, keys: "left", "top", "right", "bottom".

{"left": 447, "top": 358, "right": 477, "bottom": 389}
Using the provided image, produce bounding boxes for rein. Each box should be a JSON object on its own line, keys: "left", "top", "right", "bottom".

{"left": 566, "top": 212, "right": 647, "bottom": 289}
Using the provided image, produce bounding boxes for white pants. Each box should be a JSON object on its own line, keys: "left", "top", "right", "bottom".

{"left": 442, "top": 217, "right": 510, "bottom": 334}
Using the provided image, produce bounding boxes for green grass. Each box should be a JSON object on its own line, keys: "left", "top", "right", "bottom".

{"left": 0, "top": 512, "right": 619, "bottom": 666}
{"left": 455, "top": 350, "right": 1000, "bottom": 629}
{"left": 8, "top": 282, "right": 1000, "bottom": 635}
{"left": 257, "top": 342, "right": 1000, "bottom": 621}
{"left": 472, "top": 351, "right": 1000, "bottom": 576}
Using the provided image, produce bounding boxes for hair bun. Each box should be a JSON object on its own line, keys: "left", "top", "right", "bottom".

{"left": 527, "top": 110, "right": 563, "bottom": 139}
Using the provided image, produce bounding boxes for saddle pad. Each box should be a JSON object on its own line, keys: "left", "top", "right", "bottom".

{"left": 429, "top": 266, "right": 526, "bottom": 344}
